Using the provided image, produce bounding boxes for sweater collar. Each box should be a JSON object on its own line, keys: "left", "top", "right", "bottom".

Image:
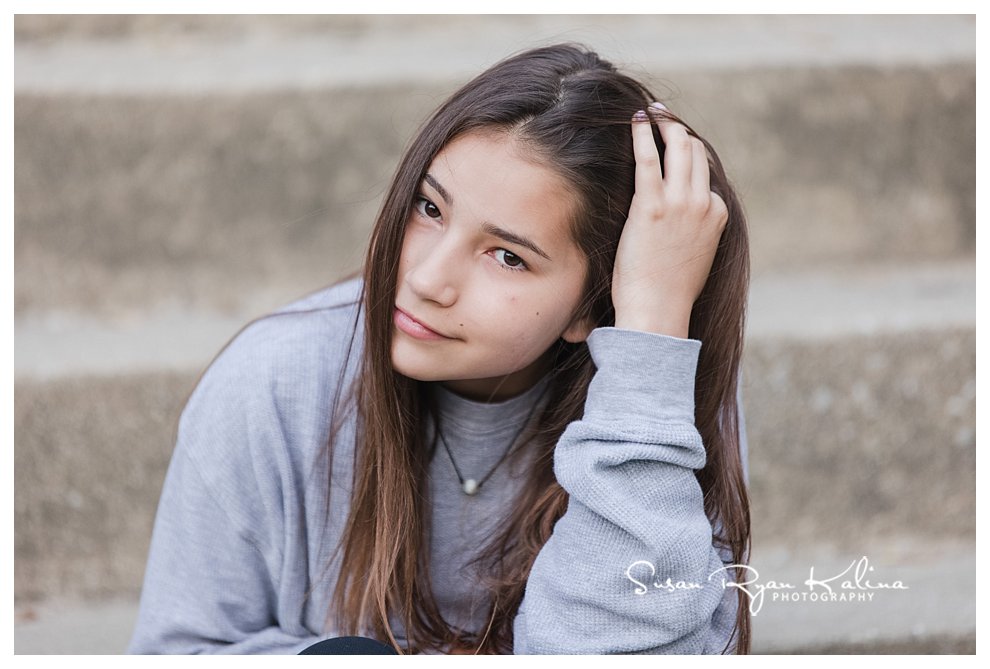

{"left": 431, "top": 374, "right": 551, "bottom": 437}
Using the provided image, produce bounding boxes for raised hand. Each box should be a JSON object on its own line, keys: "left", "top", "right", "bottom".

{"left": 611, "top": 104, "right": 729, "bottom": 339}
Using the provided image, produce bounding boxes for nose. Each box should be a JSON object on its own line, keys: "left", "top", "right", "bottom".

{"left": 402, "top": 235, "right": 460, "bottom": 307}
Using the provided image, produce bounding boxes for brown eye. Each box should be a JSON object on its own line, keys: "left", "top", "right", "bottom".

{"left": 415, "top": 197, "right": 442, "bottom": 219}
{"left": 493, "top": 249, "right": 528, "bottom": 272}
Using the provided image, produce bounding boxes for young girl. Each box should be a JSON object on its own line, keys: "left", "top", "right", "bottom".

{"left": 128, "top": 44, "right": 751, "bottom": 655}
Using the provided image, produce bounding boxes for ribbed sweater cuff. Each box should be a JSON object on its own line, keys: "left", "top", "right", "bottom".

{"left": 583, "top": 326, "right": 701, "bottom": 427}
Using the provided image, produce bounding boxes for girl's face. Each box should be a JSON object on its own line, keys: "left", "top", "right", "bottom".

{"left": 391, "top": 130, "right": 593, "bottom": 402}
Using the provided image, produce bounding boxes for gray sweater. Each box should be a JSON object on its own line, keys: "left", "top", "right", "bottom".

{"left": 128, "top": 277, "right": 746, "bottom": 654}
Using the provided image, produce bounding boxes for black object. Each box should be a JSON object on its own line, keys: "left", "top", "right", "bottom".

{"left": 299, "top": 636, "right": 399, "bottom": 655}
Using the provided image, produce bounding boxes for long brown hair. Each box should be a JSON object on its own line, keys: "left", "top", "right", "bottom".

{"left": 326, "top": 43, "right": 750, "bottom": 654}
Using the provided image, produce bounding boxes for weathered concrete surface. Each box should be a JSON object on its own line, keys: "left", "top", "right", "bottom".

{"left": 15, "top": 372, "right": 192, "bottom": 601}
{"left": 14, "top": 323, "right": 975, "bottom": 603}
{"left": 744, "top": 327, "right": 975, "bottom": 549}
{"left": 15, "top": 64, "right": 975, "bottom": 317}
{"left": 13, "top": 257, "right": 976, "bottom": 603}
{"left": 15, "top": 259, "right": 975, "bottom": 379}
{"left": 13, "top": 13, "right": 976, "bottom": 655}
{"left": 748, "top": 539, "right": 975, "bottom": 654}
{"left": 15, "top": 15, "right": 976, "bottom": 92}
{"left": 14, "top": 538, "right": 976, "bottom": 654}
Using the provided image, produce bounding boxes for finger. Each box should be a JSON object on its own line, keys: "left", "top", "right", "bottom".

{"left": 649, "top": 105, "right": 692, "bottom": 191}
{"left": 690, "top": 137, "right": 711, "bottom": 193}
{"left": 631, "top": 110, "right": 664, "bottom": 195}
{"left": 710, "top": 191, "right": 730, "bottom": 232}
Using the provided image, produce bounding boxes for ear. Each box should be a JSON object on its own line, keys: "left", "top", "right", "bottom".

{"left": 560, "top": 314, "right": 595, "bottom": 344}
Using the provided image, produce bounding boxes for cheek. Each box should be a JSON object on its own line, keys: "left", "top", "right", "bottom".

{"left": 493, "top": 296, "right": 572, "bottom": 346}
{"left": 397, "top": 226, "right": 429, "bottom": 283}
{"left": 397, "top": 226, "right": 415, "bottom": 267}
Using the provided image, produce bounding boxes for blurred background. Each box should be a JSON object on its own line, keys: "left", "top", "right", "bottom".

{"left": 14, "top": 14, "right": 975, "bottom": 654}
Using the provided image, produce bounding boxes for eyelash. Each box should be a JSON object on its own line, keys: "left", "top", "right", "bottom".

{"left": 413, "top": 195, "right": 443, "bottom": 222}
{"left": 412, "top": 195, "right": 529, "bottom": 273}
{"left": 491, "top": 249, "right": 528, "bottom": 273}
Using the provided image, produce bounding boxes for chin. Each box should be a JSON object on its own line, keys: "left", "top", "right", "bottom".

{"left": 390, "top": 346, "right": 441, "bottom": 382}
{"left": 392, "top": 365, "right": 435, "bottom": 382}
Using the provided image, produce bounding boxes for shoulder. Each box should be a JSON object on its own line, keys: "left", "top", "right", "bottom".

{"left": 271, "top": 274, "right": 366, "bottom": 318}
{"left": 206, "top": 276, "right": 365, "bottom": 396}
{"left": 236, "top": 275, "right": 365, "bottom": 356}
{"left": 177, "top": 276, "right": 365, "bottom": 476}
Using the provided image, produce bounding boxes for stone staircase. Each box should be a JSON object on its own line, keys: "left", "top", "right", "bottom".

{"left": 14, "top": 15, "right": 975, "bottom": 654}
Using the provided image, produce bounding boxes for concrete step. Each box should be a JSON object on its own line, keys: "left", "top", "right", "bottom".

{"left": 15, "top": 259, "right": 975, "bottom": 380}
{"left": 748, "top": 538, "right": 975, "bottom": 654}
{"left": 14, "top": 16, "right": 975, "bottom": 318}
{"left": 14, "top": 64, "right": 975, "bottom": 318}
{"left": 14, "top": 537, "right": 976, "bottom": 654}
{"left": 15, "top": 371, "right": 192, "bottom": 602}
{"left": 15, "top": 15, "right": 976, "bottom": 92}
{"left": 14, "top": 260, "right": 975, "bottom": 605}
{"left": 13, "top": 15, "right": 976, "bottom": 655}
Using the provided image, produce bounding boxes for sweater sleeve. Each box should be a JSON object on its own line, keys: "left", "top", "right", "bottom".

{"left": 126, "top": 447, "right": 321, "bottom": 654}
{"left": 512, "top": 326, "right": 739, "bottom": 654}
{"left": 127, "top": 320, "right": 327, "bottom": 654}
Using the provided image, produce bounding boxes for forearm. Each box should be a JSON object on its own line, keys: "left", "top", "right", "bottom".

{"left": 513, "top": 327, "right": 726, "bottom": 654}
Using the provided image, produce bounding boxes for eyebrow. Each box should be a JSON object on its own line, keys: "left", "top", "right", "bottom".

{"left": 423, "top": 173, "right": 553, "bottom": 262}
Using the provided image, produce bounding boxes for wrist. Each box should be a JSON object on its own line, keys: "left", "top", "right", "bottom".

{"left": 613, "top": 310, "right": 692, "bottom": 339}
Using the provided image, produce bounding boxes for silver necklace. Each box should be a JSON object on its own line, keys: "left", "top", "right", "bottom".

{"left": 435, "top": 385, "right": 549, "bottom": 496}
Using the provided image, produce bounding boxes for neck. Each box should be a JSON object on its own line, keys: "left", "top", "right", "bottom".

{"left": 439, "top": 348, "right": 554, "bottom": 403}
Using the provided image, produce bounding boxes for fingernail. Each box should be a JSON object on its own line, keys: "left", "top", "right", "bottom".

{"left": 633, "top": 110, "right": 648, "bottom": 121}
{"left": 650, "top": 101, "right": 668, "bottom": 111}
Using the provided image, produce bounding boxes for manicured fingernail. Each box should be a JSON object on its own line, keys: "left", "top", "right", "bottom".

{"left": 633, "top": 110, "right": 648, "bottom": 121}
{"left": 650, "top": 101, "right": 667, "bottom": 111}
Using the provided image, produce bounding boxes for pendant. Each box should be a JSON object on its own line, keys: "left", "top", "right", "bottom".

{"left": 462, "top": 479, "right": 479, "bottom": 495}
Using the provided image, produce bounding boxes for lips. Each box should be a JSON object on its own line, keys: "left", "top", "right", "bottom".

{"left": 394, "top": 306, "right": 453, "bottom": 340}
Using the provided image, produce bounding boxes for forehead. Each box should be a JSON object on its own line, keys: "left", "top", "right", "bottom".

{"left": 427, "top": 131, "right": 583, "bottom": 260}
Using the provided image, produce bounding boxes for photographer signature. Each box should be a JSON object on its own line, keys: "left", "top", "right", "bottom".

{"left": 627, "top": 556, "right": 908, "bottom": 615}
